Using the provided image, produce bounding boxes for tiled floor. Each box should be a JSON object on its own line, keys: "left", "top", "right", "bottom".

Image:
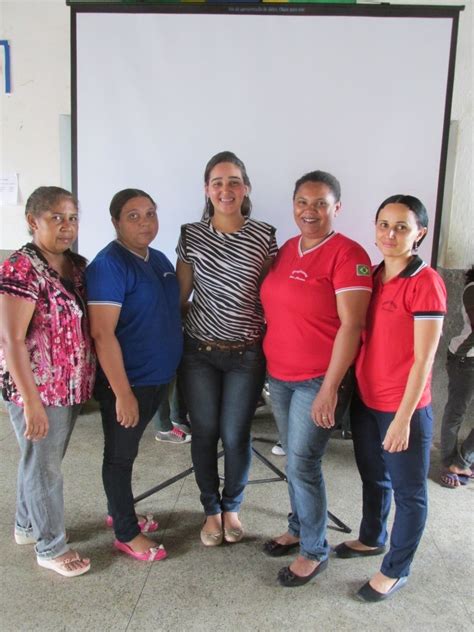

{"left": 0, "top": 359, "right": 472, "bottom": 631}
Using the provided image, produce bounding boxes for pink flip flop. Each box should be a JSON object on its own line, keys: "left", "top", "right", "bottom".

{"left": 113, "top": 539, "right": 167, "bottom": 562}
{"left": 106, "top": 513, "right": 159, "bottom": 533}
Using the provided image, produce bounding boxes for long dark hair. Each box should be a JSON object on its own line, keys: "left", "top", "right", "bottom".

{"left": 202, "top": 151, "right": 252, "bottom": 220}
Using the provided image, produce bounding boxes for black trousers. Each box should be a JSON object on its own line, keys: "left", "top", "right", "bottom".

{"left": 97, "top": 383, "right": 168, "bottom": 542}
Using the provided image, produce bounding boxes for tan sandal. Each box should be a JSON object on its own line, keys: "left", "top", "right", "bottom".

{"left": 200, "top": 523, "right": 223, "bottom": 547}
{"left": 224, "top": 527, "right": 244, "bottom": 543}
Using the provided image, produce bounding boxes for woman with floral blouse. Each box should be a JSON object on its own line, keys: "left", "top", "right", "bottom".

{"left": 0, "top": 186, "right": 96, "bottom": 578}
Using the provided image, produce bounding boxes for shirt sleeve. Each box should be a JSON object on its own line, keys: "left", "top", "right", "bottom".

{"left": 411, "top": 269, "right": 447, "bottom": 319}
{"left": 0, "top": 253, "right": 40, "bottom": 303}
{"left": 176, "top": 224, "right": 191, "bottom": 264}
{"left": 333, "top": 243, "right": 373, "bottom": 294}
{"left": 268, "top": 227, "right": 278, "bottom": 258}
{"left": 86, "top": 253, "right": 127, "bottom": 307}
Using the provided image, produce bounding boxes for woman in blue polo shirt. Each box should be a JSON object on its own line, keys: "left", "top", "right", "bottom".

{"left": 86, "top": 188, "right": 182, "bottom": 562}
{"left": 335, "top": 195, "right": 446, "bottom": 601}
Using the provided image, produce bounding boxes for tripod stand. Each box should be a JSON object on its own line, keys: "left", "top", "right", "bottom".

{"left": 134, "top": 436, "right": 351, "bottom": 534}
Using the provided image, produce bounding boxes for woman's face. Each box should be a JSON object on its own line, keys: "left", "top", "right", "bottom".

{"left": 27, "top": 197, "right": 78, "bottom": 255}
{"left": 205, "top": 162, "right": 249, "bottom": 218}
{"left": 375, "top": 203, "right": 426, "bottom": 259}
{"left": 293, "top": 181, "right": 341, "bottom": 242}
{"left": 113, "top": 196, "right": 158, "bottom": 255}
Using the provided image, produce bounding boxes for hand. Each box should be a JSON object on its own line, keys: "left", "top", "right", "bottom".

{"left": 311, "top": 386, "right": 338, "bottom": 429}
{"left": 23, "top": 402, "right": 49, "bottom": 441}
{"left": 115, "top": 392, "right": 139, "bottom": 428}
{"left": 382, "top": 417, "right": 410, "bottom": 453}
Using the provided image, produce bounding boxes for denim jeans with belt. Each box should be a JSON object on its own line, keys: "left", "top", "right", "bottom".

{"left": 351, "top": 395, "right": 433, "bottom": 579}
{"left": 179, "top": 336, "right": 266, "bottom": 515}
{"left": 268, "top": 371, "right": 354, "bottom": 562}
{"left": 7, "top": 401, "right": 81, "bottom": 560}
{"left": 440, "top": 351, "right": 474, "bottom": 469}
{"left": 97, "top": 382, "right": 168, "bottom": 542}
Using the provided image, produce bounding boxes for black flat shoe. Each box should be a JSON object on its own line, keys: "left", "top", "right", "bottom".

{"left": 356, "top": 576, "right": 408, "bottom": 602}
{"left": 263, "top": 539, "right": 299, "bottom": 557}
{"left": 277, "top": 558, "right": 328, "bottom": 587}
{"left": 334, "top": 542, "right": 386, "bottom": 559}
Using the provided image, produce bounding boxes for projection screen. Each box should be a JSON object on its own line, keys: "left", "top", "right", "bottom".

{"left": 71, "top": 5, "right": 460, "bottom": 266}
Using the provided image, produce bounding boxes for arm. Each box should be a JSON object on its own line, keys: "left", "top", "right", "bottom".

{"left": 383, "top": 319, "right": 443, "bottom": 452}
{"left": 0, "top": 295, "right": 48, "bottom": 440}
{"left": 176, "top": 259, "right": 194, "bottom": 318}
{"left": 313, "top": 290, "right": 371, "bottom": 428}
{"left": 88, "top": 304, "right": 139, "bottom": 428}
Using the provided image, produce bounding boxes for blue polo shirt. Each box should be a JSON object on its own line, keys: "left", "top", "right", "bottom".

{"left": 86, "top": 241, "right": 183, "bottom": 386}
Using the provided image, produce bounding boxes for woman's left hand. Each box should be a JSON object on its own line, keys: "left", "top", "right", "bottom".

{"left": 311, "top": 386, "right": 337, "bottom": 428}
{"left": 382, "top": 417, "right": 411, "bottom": 453}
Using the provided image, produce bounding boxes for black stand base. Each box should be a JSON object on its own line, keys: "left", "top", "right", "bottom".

{"left": 134, "top": 437, "right": 351, "bottom": 534}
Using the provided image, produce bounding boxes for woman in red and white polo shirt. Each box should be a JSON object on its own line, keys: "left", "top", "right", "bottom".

{"left": 335, "top": 195, "right": 446, "bottom": 602}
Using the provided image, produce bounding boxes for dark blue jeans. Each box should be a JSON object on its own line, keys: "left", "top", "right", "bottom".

{"left": 351, "top": 395, "right": 433, "bottom": 579}
{"left": 180, "top": 336, "right": 266, "bottom": 515}
{"left": 97, "top": 382, "right": 168, "bottom": 542}
{"left": 440, "top": 352, "right": 474, "bottom": 469}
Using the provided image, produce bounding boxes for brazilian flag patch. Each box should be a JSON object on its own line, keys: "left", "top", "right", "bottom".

{"left": 356, "top": 264, "right": 371, "bottom": 276}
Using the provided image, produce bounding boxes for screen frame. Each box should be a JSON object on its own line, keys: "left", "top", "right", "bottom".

{"left": 69, "top": 2, "right": 463, "bottom": 267}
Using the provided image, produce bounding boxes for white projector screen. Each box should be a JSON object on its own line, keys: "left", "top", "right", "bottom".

{"left": 72, "top": 5, "right": 459, "bottom": 266}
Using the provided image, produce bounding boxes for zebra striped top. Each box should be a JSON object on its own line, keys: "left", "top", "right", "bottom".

{"left": 176, "top": 218, "right": 277, "bottom": 342}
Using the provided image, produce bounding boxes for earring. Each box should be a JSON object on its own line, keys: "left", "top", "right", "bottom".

{"left": 412, "top": 241, "right": 419, "bottom": 253}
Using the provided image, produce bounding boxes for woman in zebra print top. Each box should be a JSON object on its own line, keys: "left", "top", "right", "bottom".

{"left": 177, "top": 151, "right": 277, "bottom": 546}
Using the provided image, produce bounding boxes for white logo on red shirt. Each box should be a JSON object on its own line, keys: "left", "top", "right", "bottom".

{"left": 289, "top": 270, "right": 308, "bottom": 282}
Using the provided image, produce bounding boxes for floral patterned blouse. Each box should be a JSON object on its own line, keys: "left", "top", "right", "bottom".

{"left": 0, "top": 244, "right": 96, "bottom": 407}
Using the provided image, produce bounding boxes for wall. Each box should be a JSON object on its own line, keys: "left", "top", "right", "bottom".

{"left": 0, "top": 0, "right": 70, "bottom": 248}
{"left": 0, "top": 0, "right": 472, "bottom": 267}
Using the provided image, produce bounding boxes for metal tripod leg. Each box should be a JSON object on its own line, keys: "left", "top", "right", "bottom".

{"left": 134, "top": 439, "right": 351, "bottom": 533}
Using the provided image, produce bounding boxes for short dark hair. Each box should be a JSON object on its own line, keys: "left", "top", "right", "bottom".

{"left": 375, "top": 194, "right": 429, "bottom": 247}
{"left": 109, "top": 189, "right": 156, "bottom": 220}
{"left": 465, "top": 265, "right": 474, "bottom": 285}
{"left": 293, "top": 170, "right": 341, "bottom": 202}
{"left": 25, "top": 186, "right": 78, "bottom": 235}
{"left": 202, "top": 151, "right": 252, "bottom": 219}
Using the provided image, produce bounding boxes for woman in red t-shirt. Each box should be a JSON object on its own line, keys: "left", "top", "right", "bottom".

{"left": 260, "top": 170, "right": 372, "bottom": 587}
{"left": 335, "top": 195, "right": 446, "bottom": 602}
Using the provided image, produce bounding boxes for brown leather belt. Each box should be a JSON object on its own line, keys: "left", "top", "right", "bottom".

{"left": 197, "top": 338, "right": 261, "bottom": 352}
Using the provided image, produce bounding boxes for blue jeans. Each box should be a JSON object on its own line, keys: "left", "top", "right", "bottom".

{"left": 7, "top": 401, "right": 80, "bottom": 560}
{"left": 351, "top": 395, "right": 433, "bottom": 578}
{"left": 440, "top": 352, "right": 474, "bottom": 469}
{"left": 180, "top": 336, "right": 266, "bottom": 515}
{"left": 268, "top": 371, "right": 354, "bottom": 561}
{"left": 96, "top": 382, "right": 168, "bottom": 542}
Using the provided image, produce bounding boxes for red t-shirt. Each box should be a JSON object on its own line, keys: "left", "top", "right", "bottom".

{"left": 261, "top": 233, "right": 372, "bottom": 381}
{"left": 355, "top": 257, "right": 446, "bottom": 412}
